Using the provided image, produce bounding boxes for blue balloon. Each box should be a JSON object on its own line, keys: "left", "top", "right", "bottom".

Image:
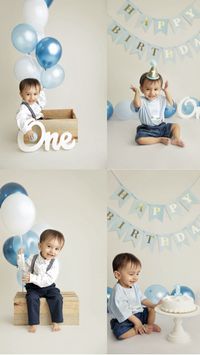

{"left": 145, "top": 284, "right": 169, "bottom": 304}
{"left": 107, "top": 101, "right": 114, "bottom": 120}
{"left": 44, "top": 0, "right": 54, "bottom": 7}
{"left": 3, "top": 236, "right": 29, "bottom": 267}
{"left": 181, "top": 97, "right": 199, "bottom": 115}
{"left": 164, "top": 103, "right": 177, "bottom": 118}
{"left": 41, "top": 64, "right": 65, "bottom": 89}
{"left": 0, "top": 182, "right": 28, "bottom": 207}
{"left": 171, "top": 286, "right": 195, "bottom": 300}
{"left": 11, "top": 23, "right": 38, "bottom": 54}
{"left": 36, "top": 37, "right": 62, "bottom": 69}
{"left": 23, "top": 230, "right": 39, "bottom": 255}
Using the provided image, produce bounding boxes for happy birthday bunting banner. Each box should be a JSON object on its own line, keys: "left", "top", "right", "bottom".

{"left": 117, "top": 0, "right": 200, "bottom": 35}
{"left": 108, "top": 207, "right": 200, "bottom": 252}
{"left": 110, "top": 174, "right": 200, "bottom": 222}
{"left": 108, "top": 19, "right": 200, "bottom": 63}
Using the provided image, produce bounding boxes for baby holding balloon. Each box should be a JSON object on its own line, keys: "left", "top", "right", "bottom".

{"left": 16, "top": 78, "right": 46, "bottom": 142}
{"left": 17, "top": 229, "right": 65, "bottom": 333}
{"left": 108, "top": 253, "right": 161, "bottom": 340}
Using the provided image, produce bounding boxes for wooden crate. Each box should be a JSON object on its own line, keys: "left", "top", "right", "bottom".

{"left": 14, "top": 291, "right": 79, "bottom": 325}
{"left": 24, "top": 108, "right": 78, "bottom": 144}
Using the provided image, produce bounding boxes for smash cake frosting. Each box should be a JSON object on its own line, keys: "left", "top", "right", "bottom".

{"left": 160, "top": 294, "right": 196, "bottom": 313}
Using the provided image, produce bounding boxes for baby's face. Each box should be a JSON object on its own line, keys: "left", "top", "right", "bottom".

{"left": 141, "top": 79, "right": 162, "bottom": 101}
{"left": 117, "top": 262, "right": 141, "bottom": 288}
{"left": 20, "top": 85, "right": 40, "bottom": 105}
{"left": 39, "top": 237, "right": 63, "bottom": 260}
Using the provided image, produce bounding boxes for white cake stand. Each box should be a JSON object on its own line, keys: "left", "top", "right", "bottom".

{"left": 155, "top": 305, "right": 200, "bottom": 344}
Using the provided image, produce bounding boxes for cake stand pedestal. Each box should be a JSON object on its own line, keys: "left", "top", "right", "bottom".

{"left": 155, "top": 305, "right": 200, "bottom": 344}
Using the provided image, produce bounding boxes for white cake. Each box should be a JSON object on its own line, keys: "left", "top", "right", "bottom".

{"left": 160, "top": 294, "right": 196, "bottom": 313}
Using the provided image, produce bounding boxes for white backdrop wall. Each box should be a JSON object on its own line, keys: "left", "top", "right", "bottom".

{"left": 108, "top": 0, "right": 200, "bottom": 105}
{"left": 0, "top": 170, "right": 106, "bottom": 354}
{"left": 108, "top": 170, "right": 200, "bottom": 299}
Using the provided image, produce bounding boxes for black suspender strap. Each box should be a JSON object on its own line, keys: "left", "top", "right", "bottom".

{"left": 21, "top": 101, "right": 37, "bottom": 119}
{"left": 46, "top": 258, "right": 55, "bottom": 272}
{"left": 30, "top": 254, "right": 55, "bottom": 273}
{"left": 30, "top": 254, "right": 38, "bottom": 274}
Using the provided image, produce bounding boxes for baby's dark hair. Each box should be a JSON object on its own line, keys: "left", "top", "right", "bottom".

{"left": 19, "top": 78, "right": 41, "bottom": 93}
{"left": 40, "top": 229, "right": 65, "bottom": 249}
{"left": 140, "top": 72, "right": 163, "bottom": 87}
{"left": 112, "top": 252, "right": 141, "bottom": 272}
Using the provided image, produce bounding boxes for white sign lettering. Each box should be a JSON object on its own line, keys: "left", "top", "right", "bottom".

{"left": 17, "top": 119, "right": 76, "bottom": 152}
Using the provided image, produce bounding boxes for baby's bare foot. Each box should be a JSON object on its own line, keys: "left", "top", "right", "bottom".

{"left": 52, "top": 322, "right": 61, "bottom": 331}
{"left": 144, "top": 325, "right": 153, "bottom": 334}
{"left": 160, "top": 137, "right": 170, "bottom": 145}
{"left": 28, "top": 325, "right": 37, "bottom": 333}
{"left": 171, "top": 138, "right": 185, "bottom": 147}
{"left": 152, "top": 323, "right": 161, "bottom": 332}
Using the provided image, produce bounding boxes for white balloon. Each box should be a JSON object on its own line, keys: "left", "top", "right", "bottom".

{"left": 23, "top": 0, "right": 48, "bottom": 33}
{"left": 114, "top": 100, "right": 138, "bottom": 120}
{"left": 1, "top": 193, "right": 36, "bottom": 235}
{"left": 14, "top": 55, "right": 41, "bottom": 81}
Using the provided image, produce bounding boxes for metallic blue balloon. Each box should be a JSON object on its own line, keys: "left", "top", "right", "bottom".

{"left": 145, "top": 284, "right": 169, "bottom": 304}
{"left": 107, "top": 101, "right": 114, "bottom": 120}
{"left": 164, "top": 103, "right": 177, "bottom": 118}
{"left": 44, "top": 0, "right": 54, "bottom": 7}
{"left": 11, "top": 23, "right": 38, "bottom": 54}
{"left": 171, "top": 286, "right": 195, "bottom": 300}
{"left": 36, "top": 37, "right": 62, "bottom": 69}
{"left": 3, "top": 236, "right": 30, "bottom": 267}
{"left": 0, "top": 182, "right": 28, "bottom": 207}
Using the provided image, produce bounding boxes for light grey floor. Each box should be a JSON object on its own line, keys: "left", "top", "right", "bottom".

{"left": 108, "top": 117, "right": 200, "bottom": 170}
{"left": 107, "top": 313, "right": 200, "bottom": 354}
{"left": 0, "top": 125, "right": 106, "bottom": 170}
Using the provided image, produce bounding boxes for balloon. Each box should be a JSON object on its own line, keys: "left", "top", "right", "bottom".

{"left": 144, "top": 284, "right": 169, "bottom": 304}
{"left": 164, "top": 103, "right": 177, "bottom": 118}
{"left": 11, "top": 23, "right": 38, "bottom": 54}
{"left": 181, "top": 97, "right": 199, "bottom": 115}
{"left": 3, "top": 236, "right": 30, "bottom": 266}
{"left": 23, "top": 0, "right": 48, "bottom": 33}
{"left": 36, "top": 37, "right": 62, "bottom": 69}
{"left": 114, "top": 100, "right": 138, "bottom": 120}
{"left": 14, "top": 55, "right": 41, "bottom": 81}
{"left": 1, "top": 194, "right": 36, "bottom": 235}
{"left": 0, "top": 182, "right": 28, "bottom": 207}
{"left": 22, "top": 230, "right": 39, "bottom": 254}
{"left": 107, "top": 101, "right": 113, "bottom": 120}
{"left": 107, "top": 287, "right": 112, "bottom": 313}
{"left": 41, "top": 64, "right": 65, "bottom": 89}
{"left": 171, "top": 285, "right": 195, "bottom": 300}
{"left": 44, "top": 0, "right": 54, "bottom": 7}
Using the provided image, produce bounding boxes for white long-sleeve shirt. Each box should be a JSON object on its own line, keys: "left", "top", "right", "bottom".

{"left": 17, "top": 253, "right": 59, "bottom": 288}
{"left": 108, "top": 282, "right": 147, "bottom": 323}
{"left": 16, "top": 90, "right": 46, "bottom": 134}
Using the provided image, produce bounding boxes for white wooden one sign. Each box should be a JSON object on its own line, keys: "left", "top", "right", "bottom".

{"left": 17, "top": 119, "right": 76, "bottom": 152}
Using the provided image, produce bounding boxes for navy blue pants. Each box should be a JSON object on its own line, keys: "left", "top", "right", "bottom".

{"left": 25, "top": 283, "right": 63, "bottom": 325}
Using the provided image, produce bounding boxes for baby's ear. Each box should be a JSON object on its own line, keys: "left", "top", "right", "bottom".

{"left": 114, "top": 271, "right": 121, "bottom": 280}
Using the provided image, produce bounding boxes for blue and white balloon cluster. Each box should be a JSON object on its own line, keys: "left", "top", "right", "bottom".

{"left": 144, "top": 284, "right": 195, "bottom": 303}
{"left": 11, "top": 0, "right": 65, "bottom": 89}
{"left": 0, "top": 183, "right": 37, "bottom": 274}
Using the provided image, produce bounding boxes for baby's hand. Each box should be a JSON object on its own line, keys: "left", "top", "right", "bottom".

{"left": 25, "top": 129, "right": 35, "bottom": 141}
{"left": 130, "top": 85, "right": 139, "bottom": 93}
{"left": 18, "top": 248, "right": 24, "bottom": 255}
{"left": 22, "top": 272, "right": 30, "bottom": 283}
{"left": 163, "top": 81, "right": 169, "bottom": 92}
